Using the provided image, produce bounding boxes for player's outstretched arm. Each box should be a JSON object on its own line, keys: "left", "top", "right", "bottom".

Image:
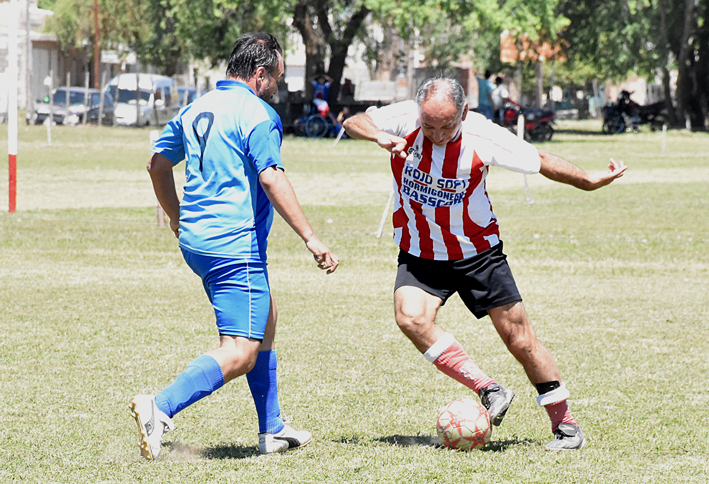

{"left": 259, "top": 166, "right": 339, "bottom": 274}
{"left": 343, "top": 113, "right": 408, "bottom": 159}
{"left": 148, "top": 153, "right": 181, "bottom": 237}
{"left": 538, "top": 149, "right": 627, "bottom": 191}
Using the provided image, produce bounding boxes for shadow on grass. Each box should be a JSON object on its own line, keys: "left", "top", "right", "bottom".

{"left": 555, "top": 128, "right": 608, "bottom": 136}
{"left": 374, "top": 435, "right": 442, "bottom": 447}
{"left": 374, "top": 435, "right": 538, "bottom": 452}
{"left": 163, "top": 441, "right": 259, "bottom": 460}
{"left": 481, "top": 437, "right": 538, "bottom": 452}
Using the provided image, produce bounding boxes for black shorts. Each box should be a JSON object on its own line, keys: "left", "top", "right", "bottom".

{"left": 394, "top": 242, "right": 522, "bottom": 319}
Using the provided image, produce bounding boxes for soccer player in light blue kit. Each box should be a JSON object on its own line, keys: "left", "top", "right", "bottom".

{"left": 129, "top": 32, "right": 339, "bottom": 460}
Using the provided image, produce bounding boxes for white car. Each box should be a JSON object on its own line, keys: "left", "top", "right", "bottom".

{"left": 107, "top": 73, "right": 180, "bottom": 126}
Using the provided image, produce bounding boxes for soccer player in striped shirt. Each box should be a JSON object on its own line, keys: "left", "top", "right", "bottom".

{"left": 343, "top": 77, "right": 626, "bottom": 450}
{"left": 129, "top": 33, "right": 339, "bottom": 460}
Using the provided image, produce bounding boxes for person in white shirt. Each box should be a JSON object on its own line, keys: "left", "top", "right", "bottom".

{"left": 343, "top": 77, "right": 626, "bottom": 451}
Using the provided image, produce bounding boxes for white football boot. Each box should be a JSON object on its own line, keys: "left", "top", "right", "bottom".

{"left": 546, "top": 423, "right": 586, "bottom": 451}
{"left": 259, "top": 424, "right": 312, "bottom": 454}
{"left": 128, "top": 395, "right": 175, "bottom": 460}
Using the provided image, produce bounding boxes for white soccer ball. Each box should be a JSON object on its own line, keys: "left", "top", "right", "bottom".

{"left": 436, "top": 397, "right": 492, "bottom": 450}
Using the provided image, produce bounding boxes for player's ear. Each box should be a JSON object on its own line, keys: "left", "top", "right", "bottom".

{"left": 254, "top": 66, "right": 267, "bottom": 81}
{"left": 461, "top": 103, "right": 469, "bottom": 121}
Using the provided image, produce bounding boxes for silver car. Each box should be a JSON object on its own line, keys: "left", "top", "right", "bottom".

{"left": 29, "top": 87, "right": 114, "bottom": 125}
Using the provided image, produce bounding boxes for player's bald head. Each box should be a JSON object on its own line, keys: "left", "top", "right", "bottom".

{"left": 416, "top": 78, "right": 466, "bottom": 119}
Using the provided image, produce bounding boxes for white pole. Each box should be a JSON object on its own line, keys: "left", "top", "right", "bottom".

{"left": 376, "top": 186, "right": 395, "bottom": 238}
{"left": 662, "top": 124, "right": 667, "bottom": 154}
{"left": 97, "top": 69, "right": 106, "bottom": 125}
{"left": 25, "top": 0, "right": 33, "bottom": 115}
{"left": 150, "top": 130, "right": 166, "bottom": 226}
{"left": 45, "top": 72, "right": 53, "bottom": 145}
{"left": 83, "top": 71, "right": 90, "bottom": 125}
{"left": 518, "top": 113, "right": 533, "bottom": 205}
{"left": 136, "top": 73, "right": 141, "bottom": 126}
{"left": 332, "top": 126, "right": 346, "bottom": 147}
{"left": 8, "top": 0, "right": 19, "bottom": 213}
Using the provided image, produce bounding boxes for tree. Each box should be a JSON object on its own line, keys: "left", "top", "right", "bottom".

{"left": 292, "top": 0, "right": 370, "bottom": 103}
{"left": 557, "top": 0, "right": 709, "bottom": 128}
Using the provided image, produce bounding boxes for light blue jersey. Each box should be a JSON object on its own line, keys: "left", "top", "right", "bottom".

{"left": 153, "top": 80, "right": 284, "bottom": 261}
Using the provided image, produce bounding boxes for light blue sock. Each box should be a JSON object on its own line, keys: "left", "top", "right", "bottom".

{"left": 246, "top": 350, "right": 284, "bottom": 434}
{"left": 155, "top": 354, "right": 224, "bottom": 418}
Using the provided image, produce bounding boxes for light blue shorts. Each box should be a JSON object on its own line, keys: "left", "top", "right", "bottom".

{"left": 182, "top": 248, "right": 270, "bottom": 340}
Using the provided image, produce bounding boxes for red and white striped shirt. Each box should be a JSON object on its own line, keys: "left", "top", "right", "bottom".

{"left": 369, "top": 101, "right": 540, "bottom": 261}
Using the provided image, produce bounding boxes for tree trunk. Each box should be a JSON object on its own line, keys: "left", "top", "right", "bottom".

{"left": 293, "top": 0, "right": 327, "bottom": 101}
{"left": 317, "top": 2, "right": 370, "bottom": 106}
{"left": 695, "top": 3, "right": 709, "bottom": 129}
{"left": 675, "top": 0, "right": 695, "bottom": 126}
{"left": 657, "top": 0, "right": 677, "bottom": 126}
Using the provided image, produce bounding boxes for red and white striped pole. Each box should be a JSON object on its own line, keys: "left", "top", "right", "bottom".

{"left": 8, "top": 0, "right": 19, "bottom": 213}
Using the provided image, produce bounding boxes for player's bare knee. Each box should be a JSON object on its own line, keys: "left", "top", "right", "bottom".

{"left": 503, "top": 328, "right": 537, "bottom": 360}
{"left": 395, "top": 307, "right": 426, "bottom": 334}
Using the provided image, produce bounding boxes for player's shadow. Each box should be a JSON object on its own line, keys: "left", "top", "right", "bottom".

{"left": 375, "top": 435, "right": 537, "bottom": 452}
{"left": 480, "top": 437, "right": 538, "bottom": 452}
{"left": 163, "top": 441, "right": 259, "bottom": 460}
{"left": 374, "top": 435, "right": 442, "bottom": 447}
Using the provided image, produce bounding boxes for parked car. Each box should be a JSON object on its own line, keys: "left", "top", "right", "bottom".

{"left": 177, "top": 87, "right": 206, "bottom": 107}
{"left": 107, "top": 73, "right": 179, "bottom": 126}
{"left": 28, "top": 87, "right": 114, "bottom": 125}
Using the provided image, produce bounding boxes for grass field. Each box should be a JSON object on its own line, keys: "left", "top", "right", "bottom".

{"left": 0, "top": 121, "right": 708, "bottom": 483}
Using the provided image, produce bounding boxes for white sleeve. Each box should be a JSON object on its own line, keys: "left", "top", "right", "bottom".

{"left": 463, "top": 113, "right": 541, "bottom": 174}
{"left": 367, "top": 100, "right": 420, "bottom": 137}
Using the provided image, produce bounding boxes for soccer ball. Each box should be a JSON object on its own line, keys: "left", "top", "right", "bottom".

{"left": 436, "top": 397, "right": 492, "bottom": 450}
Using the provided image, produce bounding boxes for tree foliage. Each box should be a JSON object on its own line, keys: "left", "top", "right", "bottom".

{"left": 558, "top": 0, "right": 709, "bottom": 127}
{"left": 42, "top": 0, "right": 708, "bottom": 127}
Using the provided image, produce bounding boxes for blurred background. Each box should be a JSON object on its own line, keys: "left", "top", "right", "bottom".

{"left": 1, "top": 0, "right": 707, "bottom": 133}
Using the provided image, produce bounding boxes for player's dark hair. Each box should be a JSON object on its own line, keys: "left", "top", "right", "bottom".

{"left": 416, "top": 77, "right": 466, "bottom": 118}
{"left": 226, "top": 32, "right": 283, "bottom": 81}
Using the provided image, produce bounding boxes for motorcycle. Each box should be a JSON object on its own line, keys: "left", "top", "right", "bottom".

{"left": 602, "top": 90, "right": 668, "bottom": 134}
{"left": 499, "top": 100, "right": 555, "bottom": 142}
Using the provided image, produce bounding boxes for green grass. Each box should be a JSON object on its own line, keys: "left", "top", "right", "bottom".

{"left": 0, "top": 121, "right": 708, "bottom": 483}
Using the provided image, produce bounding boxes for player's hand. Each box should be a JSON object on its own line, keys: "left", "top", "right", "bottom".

{"left": 306, "top": 237, "right": 340, "bottom": 274}
{"left": 376, "top": 133, "right": 408, "bottom": 159}
{"left": 169, "top": 218, "right": 180, "bottom": 238}
{"left": 586, "top": 158, "right": 627, "bottom": 190}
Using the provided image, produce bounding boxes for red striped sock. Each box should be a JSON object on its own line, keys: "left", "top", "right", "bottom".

{"left": 545, "top": 400, "right": 577, "bottom": 431}
{"left": 427, "top": 337, "right": 496, "bottom": 393}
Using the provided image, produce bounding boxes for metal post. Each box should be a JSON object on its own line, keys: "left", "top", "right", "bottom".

{"left": 662, "top": 124, "right": 667, "bottom": 154}
{"left": 46, "top": 71, "right": 53, "bottom": 145}
{"left": 8, "top": 0, "right": 19, "bottom": 213}
{"left": 83, "top": 71, "right": 90, "bottom": 125}
{"left": 150, "top": 130, "right": 166, "bottom": 226}
{"left": 376, "top": 186, "right": 395, "bottom": 238}
{"left": 518, "top": 114, "right": 533, "bottom": 205}
{"left": 66, "top": 71, "right": 71, "bottom": 109}
{"left": 98, "top": 70, "right": 106, "bottom": 126}
{"left": 25, "top": 0, "right": 33, "bottom": 115}
{"left": 136, "top": 73, "right": 141, "bottom": 126}
{"left": 93, "top": 0, "right": 100, "bottom": 89}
